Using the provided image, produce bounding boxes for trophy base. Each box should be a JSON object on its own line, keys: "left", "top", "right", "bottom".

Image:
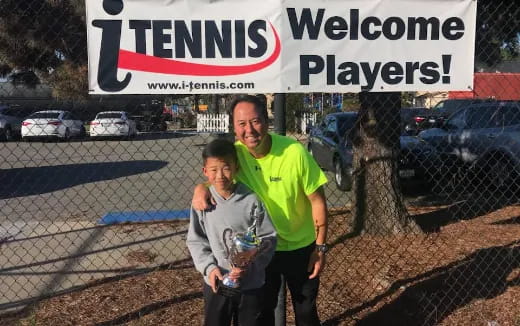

{"left": 216, "top": 280, "right": 241, "bottom": 297}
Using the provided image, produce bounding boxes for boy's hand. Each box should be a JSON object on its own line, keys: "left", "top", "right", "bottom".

{"left": 208, "top": 268, "right": 223, "bottom": 293}
{"left": 192, "top": 184, "right": 216, "bottom": 211}
{"left": 308, "top": 250, "right": 326, "bottom": 279}
{"left": 228, "top": 267, "right": 246, "bottom": 281}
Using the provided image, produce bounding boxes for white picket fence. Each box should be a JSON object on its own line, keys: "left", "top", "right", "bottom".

{"left": 196, "top": 113, "right": 230, "bottom": 133}
{"left": 196, "top": 112, "right": 317, "bottom": 134}
{"left": 300, "top": 112, "right": 319, "bottom": 134}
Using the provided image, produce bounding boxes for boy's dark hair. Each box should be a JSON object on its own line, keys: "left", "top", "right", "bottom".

{"left": 202, "top": 138, "right": 238, "bottom": 165}
{"left": 229, "top": 94, "right": 268, "bottom": 122}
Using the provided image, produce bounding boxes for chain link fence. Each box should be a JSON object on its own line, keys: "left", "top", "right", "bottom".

{"left": 1, "top": 0, "right": 519, "bottom": 325}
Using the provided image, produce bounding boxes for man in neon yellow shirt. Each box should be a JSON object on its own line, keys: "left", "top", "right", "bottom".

{"left": 193, "top": 95, "right": 328, "bottom": 326}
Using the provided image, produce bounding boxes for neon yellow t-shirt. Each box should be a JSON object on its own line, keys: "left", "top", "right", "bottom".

{"left": 235, "top": 133, "right": 328, "bottom": 251}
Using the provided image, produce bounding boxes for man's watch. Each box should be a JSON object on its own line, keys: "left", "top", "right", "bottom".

{"left": 315, "top": 243, "right": 329, "bottom": 254}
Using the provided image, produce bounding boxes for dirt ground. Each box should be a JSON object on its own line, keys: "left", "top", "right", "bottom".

{"left": 1, "top": 193, "right": 519, "bottom": 326}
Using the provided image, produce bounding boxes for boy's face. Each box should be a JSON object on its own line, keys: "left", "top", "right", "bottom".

{"left": 203, "top": 156, "right": 237, "bottom": 192}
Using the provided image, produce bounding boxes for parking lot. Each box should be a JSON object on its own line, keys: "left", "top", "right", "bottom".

{"left": 0, "top": 131, "right": 353, "bottom": 226}
{"left": 0, "top": 132, "right": 201, "bottom": 224}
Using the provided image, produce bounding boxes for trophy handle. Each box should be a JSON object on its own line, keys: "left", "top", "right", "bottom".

{"left": 258, "top": 237, "right": 273, "bottom": 256}
{"left": 222, "top": 228, "right": 233, "bottom": 260}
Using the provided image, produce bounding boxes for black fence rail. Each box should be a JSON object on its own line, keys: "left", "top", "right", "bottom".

{"left": 1, "top": 0, "right": 519, "bottom": 325}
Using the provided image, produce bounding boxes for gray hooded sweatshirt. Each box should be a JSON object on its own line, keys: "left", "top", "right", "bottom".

{"left": 186, "top": 183, "right": 277, "bottom": 290}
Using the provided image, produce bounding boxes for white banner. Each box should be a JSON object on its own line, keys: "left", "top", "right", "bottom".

{"left": 86, "top": 0, "right": 476, "bottom": 94}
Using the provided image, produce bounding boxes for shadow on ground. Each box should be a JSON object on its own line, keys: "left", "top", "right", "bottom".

{"left": 411, "top": 190, "right": 520, "bottom": 232}
{"left": 0, "top": 160, "right": 168, "bottom": 199}
{"left": 354, "top": 240, "right": 520, "bottom": 326}
{"left": 322, "top": 240, "right": 520, "bottom": 326}
{"left": 328, "top": 186, "right": 520, "bottom": 245}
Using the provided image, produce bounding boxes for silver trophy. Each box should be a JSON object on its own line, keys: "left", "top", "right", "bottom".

{"left": 218, "top": 204, "right": 272, "bottom": 296}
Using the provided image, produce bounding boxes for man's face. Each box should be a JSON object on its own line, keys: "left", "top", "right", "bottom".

{"left": 233, "top": 101, "right": 268, "bottom": 151}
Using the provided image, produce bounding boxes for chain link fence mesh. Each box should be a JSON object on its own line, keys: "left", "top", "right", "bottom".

{"left": 1, "top": 0, "right": 519, "bottom": 325}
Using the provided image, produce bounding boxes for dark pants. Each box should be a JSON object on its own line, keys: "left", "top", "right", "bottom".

{"left": 259, "top": 243, "right": 320, "bottom": 326}
{"left": 203, "top": 283, "right": 264, "bottom": 326}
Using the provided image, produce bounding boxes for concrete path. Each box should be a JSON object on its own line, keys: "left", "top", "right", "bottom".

{"left": 0, "top": 220, "right": 190, "bottom": 311}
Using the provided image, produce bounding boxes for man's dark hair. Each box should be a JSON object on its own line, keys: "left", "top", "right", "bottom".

{"left": 202, "top": 138, "right": 238, "bottom": 165}
{"left": 229, "top": 94, "right": 268, "bottom": 122}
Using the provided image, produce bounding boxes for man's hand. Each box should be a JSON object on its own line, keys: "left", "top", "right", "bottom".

{"left": 208, "top": 267, "right": 223, "bottom": 293}
{"left": 192, "top": 183, "right": 216, "bottom": 211}
{"left": 307, "top": 187, "right": 328, "bottom": 280}
{"left": 307, "top": 250, "right": 326, "bottom": 279}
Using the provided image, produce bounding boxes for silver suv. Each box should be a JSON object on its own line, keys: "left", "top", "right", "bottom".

{"left": 0, "top": 105, "right": 24, "bottom": 141}
{"left": 419, "top": 101, "right": 520, "bottom": 189}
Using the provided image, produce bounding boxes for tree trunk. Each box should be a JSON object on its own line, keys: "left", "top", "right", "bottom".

{"left": 351, "top": 92, "right": 422, "bottom": 235}
{"left": 193, "top": 95, "right": 200, "bottom": 113}
{"left": 210, "top": 94, "right": 219, "bottom": 114}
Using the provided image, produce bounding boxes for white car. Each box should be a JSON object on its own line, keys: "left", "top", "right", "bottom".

{"left": 89, "top": 111, "right": 137, "bottom": 139}
{"left": 0, "top": 105, "right": 24, "bottom": 141}
{"left": 21, "top": 110, "right": 85, "bottom": 141}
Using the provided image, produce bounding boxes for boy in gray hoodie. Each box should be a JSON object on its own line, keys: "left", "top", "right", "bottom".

{"left": 186, "top": 138, "right": 277, "bottom": 326}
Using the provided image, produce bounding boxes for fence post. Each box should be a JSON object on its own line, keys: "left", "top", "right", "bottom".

{"left": 273, "top": 93, "right": 286, "bottom": 136}
{"left": 196, "top": 114, "right": 201, "bottom": 132}
{"left": 273, "top": 93, "right": 287, "bottom": 326}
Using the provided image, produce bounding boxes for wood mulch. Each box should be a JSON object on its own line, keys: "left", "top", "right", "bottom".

{"left": 3, "top": 195, "right": 520, "bottom": 326}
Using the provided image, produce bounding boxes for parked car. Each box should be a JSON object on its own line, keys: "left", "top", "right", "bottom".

{"left": 419, "top": 101, "right": 520, "bottom": 189}
{"left": 89, "top": 111, "right": 138, "bottom": 139}
{"left": 400, "top": 107, "right": 430, "bottom": 135}
{"left": 0, "top": 105, "right": 25, "bottom": 141}
{"left": 410, "top": 98, "right": 495, "bottom": 133}
{"left": 307, "top": 112, "right": 358, "bottom": 190}
{"left": 21, "top": 110, "right": 85, "bottom": 141}
{"left": 307, "top": 112, "right": 439, "bottom": 191}
{"left": 399, "top": 135, "right": 440, "bottom": 190}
